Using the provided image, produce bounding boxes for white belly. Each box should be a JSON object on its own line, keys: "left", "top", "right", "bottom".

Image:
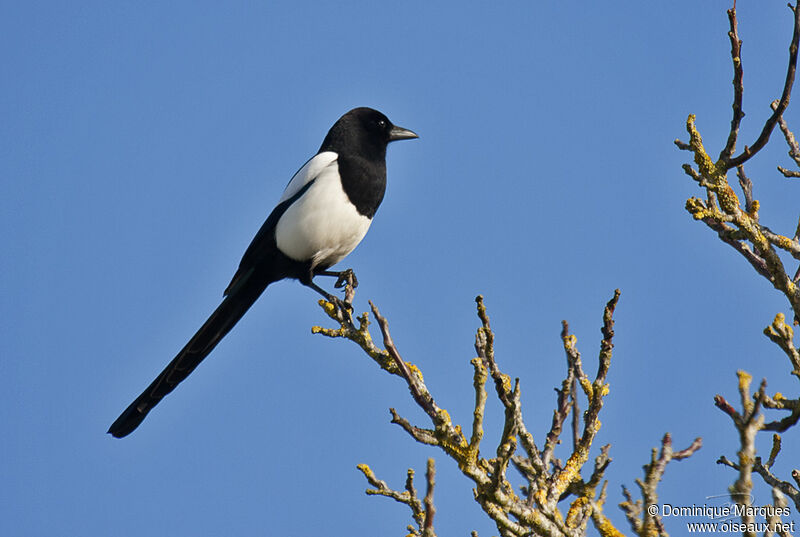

{"left": 274, "top": 162, "right": 372, "bottom": 269}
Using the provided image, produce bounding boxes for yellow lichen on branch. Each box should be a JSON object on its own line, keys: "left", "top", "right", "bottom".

{"left": 592, "top": 512, "right": 628, "bottom": 537}
{"left": 316, "top": 287, "right": 642, "bottom": 536}
{"left": 680, "top": 112, "right": 800, "bottom": 318}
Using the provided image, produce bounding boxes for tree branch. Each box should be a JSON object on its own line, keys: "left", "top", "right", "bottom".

{"left": 724, "top": 2, "right": 800, "bottom": 169}
{"left": 620, "top": 434, "right": 702, "bottom": 537}
{"left": 720, "top": 5, "right": 746, "bottom": 161}
{"left": 315, "top": 286, "right": 641, "bottom": 536}
{"left": 357, "top": 460, "right": 438, "bottom": 537}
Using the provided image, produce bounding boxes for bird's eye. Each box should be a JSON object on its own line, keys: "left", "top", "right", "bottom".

{"left": 377, "top": 119, "right": 387, "bottom": 129}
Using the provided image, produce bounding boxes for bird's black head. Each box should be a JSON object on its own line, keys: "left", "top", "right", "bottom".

{"left": 319, "top": 107, "right": 418, "bottom": 160}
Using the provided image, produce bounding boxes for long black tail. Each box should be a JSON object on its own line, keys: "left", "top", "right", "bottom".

{"left": 108, "top": 281, "right": 269, "bottom": 438}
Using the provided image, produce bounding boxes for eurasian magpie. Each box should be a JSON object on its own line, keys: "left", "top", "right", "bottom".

{"left": 108, "top": 107, "right": 417, "bottom": 438}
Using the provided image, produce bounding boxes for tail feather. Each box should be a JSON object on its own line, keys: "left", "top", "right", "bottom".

{"left": 108, "top": 282, "right": 267, "bottom": 438}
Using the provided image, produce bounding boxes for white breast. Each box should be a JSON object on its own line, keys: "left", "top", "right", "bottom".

{"left": 274, "top": 158, "right": 372, "bottom": 270}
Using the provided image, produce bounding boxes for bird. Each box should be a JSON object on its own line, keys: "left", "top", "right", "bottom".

{"left": 108, "top": 107, "right": 418, "bottom": 438}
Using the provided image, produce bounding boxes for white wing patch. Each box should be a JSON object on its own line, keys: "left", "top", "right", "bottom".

{"left": 275, "top": 159, "right": 372, "bottom": 270}
{"left": 279, "top": 151, "right": 339, "bottom": 203}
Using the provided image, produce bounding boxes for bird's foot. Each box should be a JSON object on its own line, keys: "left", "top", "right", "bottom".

{"left": 307, "top": 272, "right": 355, "bottom": 315}
{"left": 334, "top": 268, "right": 358, "bottom": 290}
{"left": 330, "top": 295, "right": 353, "bottom": 313}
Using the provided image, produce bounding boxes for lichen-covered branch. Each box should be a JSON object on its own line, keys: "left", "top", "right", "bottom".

{"left": 675, "top": 3, "right": 800, "bottom": 323}
{"left": 715, "top": 385, "right": 799, "bottom": 529}
{"left": 764, "top": 313, "right": 800, "bottom": 384}
{"left": 619, "top": 434, "right": 703, "bottom": 537}
{"left": 753, "top": 453, "right": 800, "bottom": 513}
{"left": 357, "top": 459, "right": 437, "bottom": 537}
{"left": 315, "top": 285, "right": 702, "bottom": 536}
{"left": 676, "top": 4, "right": 800, "bottom": 523}
{"left": 678, "top": 111, "right": 800, "bottom": 318}
{"left": 715, "top": 373, "right": 767, "bottom": 535}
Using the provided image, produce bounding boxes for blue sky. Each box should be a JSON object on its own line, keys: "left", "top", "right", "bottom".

{"left": 2, "top": 1, "right": 799, "bottom": 535}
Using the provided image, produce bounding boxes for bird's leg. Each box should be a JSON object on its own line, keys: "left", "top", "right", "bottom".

{"left": 303, "top": 278, "right": 353, "bottom": 312}
{"left": 316, "top": 269, "right": 358, "bottom": 306}
{"left": 317, "top": 268, "right": 359, "bottom": 289}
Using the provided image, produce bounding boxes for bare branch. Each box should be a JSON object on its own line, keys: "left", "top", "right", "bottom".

{"left": 357, "top": 462, "right": 436, "bottom": 537}
{"left": 370, "top": 301, "right": 439, "bottom": 422}
{"left": 720, "top": 5, "right": 746, "bottom": 161}
{"left": 779, "top": 166, "right": 800, "bottom": 177}
{"left": 390, "top": 408, "right": 440, "bottom": 446}
{"left": 766, "top": 434, "right": 782, "bottom": 469}
{"left": 621, "top": 434, "right": 702, "bottom": 537}
{"left": 772, "top": 99, "right": 800, "bottom": 169}
{"left": 752, "top": 456, "right": 800, "bottom": 512}
{"left": 681, "top": 112, "right": 800, "bottom": 318}
{"left": 704, "top": 218, "right": 773, "bottom": 279}
{"left": 763, "top": 313, "right": 800, "bottom": 382}
{"left": 737, "top": 165, "right": 756, "bottom": 216}
{"left": 571, "top": 374, "right": 580, "bottom": 454}
{"left": 715, "top": 373, "right": 767, "bottom": 534}
{"left": 317, "top": 285, "right": 636, "bottom": 536}
{"left": 725, "top": 2, "right": 800, "bottom": 169}
{"left": 469, "top": 356, "right": 488, "bottom": 454}
{"left": 423, "top": 459, "right": 436, "bottom": 537}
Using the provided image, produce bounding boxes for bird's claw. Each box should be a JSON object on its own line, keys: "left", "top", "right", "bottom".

{"left": 334, "top": 269, "right": 359, "bottom": 290}
{"left": 331, "top": 296, "right": 353, "bottom": 313}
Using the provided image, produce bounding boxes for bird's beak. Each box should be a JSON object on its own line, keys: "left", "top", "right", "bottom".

{"left": 389, "top": 125, "right": 419, "bottom": 142}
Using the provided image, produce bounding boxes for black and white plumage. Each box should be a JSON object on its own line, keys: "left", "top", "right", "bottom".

{"left": 108, "top": 107, "right": 417, "bottom": 438}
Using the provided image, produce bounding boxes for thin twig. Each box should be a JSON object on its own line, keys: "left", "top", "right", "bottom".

{"left": 736, "top": 165, "right": 755, "bottom": 216}
{"left": 720, "top": 5, "right": 746, "bottom": 161}
{"left": 423, "top": 459, "right": 436, "bottom": 537}
{"left": 725, "top": 1, "right": 800, "bottom": 169}
{"left": 772, "top": 99, "right": 800, "bottom": 168}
